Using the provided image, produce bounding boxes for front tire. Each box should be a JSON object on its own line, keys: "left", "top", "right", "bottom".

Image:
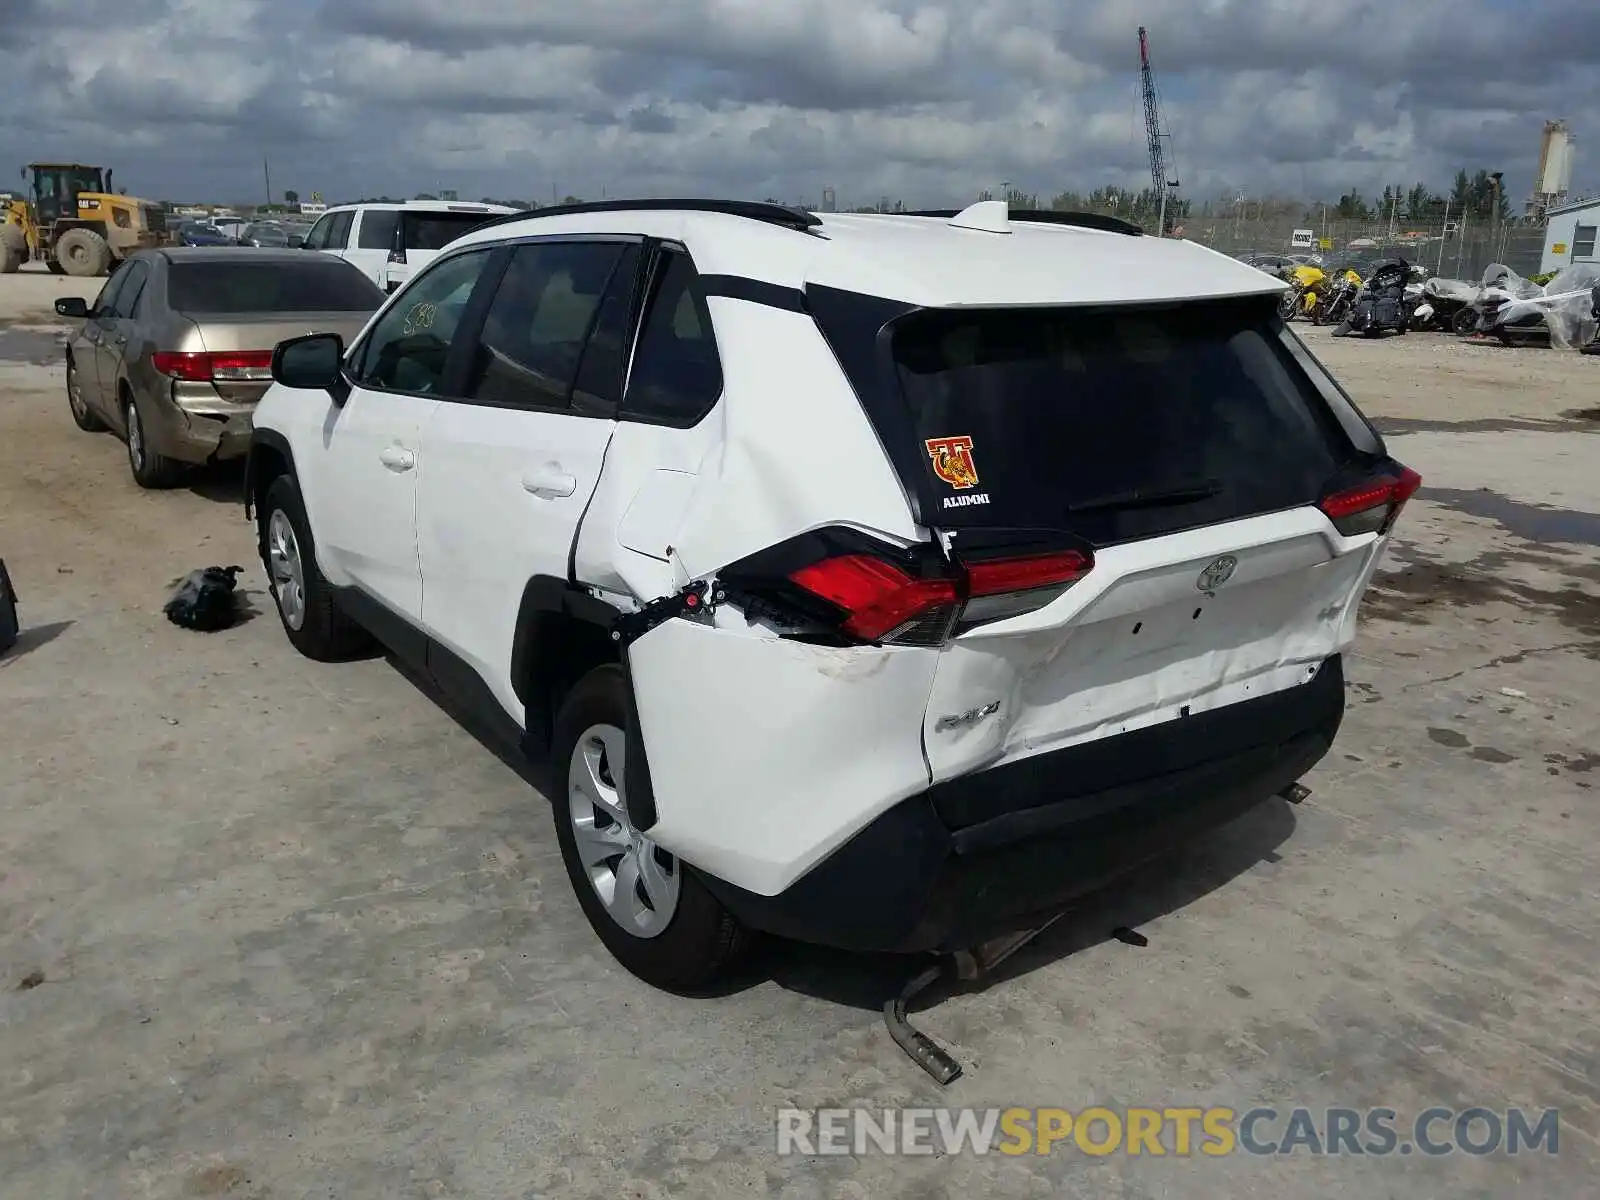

{"left": 55, "top": 228, "right": 112, "bottom": 277}
{"left": 259, "top": 475, "right": 372, "bottom": 661}
{"left": 66, "top": 356, "right": 106, "bottom": 431}
{"left": 551, "top": 665, "right": 750, "bottom": 992}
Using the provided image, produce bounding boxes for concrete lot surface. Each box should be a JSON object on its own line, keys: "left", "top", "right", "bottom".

{"left": 1, "top": 264, "right": 1597, "bottom": 1198}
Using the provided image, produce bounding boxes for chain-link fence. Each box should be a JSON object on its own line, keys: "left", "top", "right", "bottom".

{"left": 1176, "top": 209, "right": 1548, "bottom": 282}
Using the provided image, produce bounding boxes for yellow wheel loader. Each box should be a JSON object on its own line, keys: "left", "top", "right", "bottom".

{"left": 1, "top": 163, "right": 173, "bottom": 277}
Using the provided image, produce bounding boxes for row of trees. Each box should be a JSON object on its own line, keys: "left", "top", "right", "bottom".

{"left": 1334, "top": 170, "right": 1513, "bottom": 223}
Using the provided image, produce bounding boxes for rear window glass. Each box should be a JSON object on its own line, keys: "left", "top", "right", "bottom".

{"left": 167, "top": 260, "right": 385, "bottom": 314}
{"left": 890, "top": 299, "right": 1360, "bottom": 544}
{"left": 400, "top": 211, "right": 493, "bottom": 251}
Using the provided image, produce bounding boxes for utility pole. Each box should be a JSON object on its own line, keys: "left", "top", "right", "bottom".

{"left": 263, "top": 158, "right": 271, "bottom": 208}
{"left": 1490, "top": 171, "right": 1504, "bottom": 263}
{"left": 1438, "top": 197, "right": 1451, "bottom": 275}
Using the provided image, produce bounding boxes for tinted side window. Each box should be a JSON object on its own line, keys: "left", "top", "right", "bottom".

{"left": 113, "top": 262, "right": 151, "bottom": 317}
{"left": 91, "top": 266, "right": 132, "bottom": 317}
{"left": 622, "top": 248, "right": 723, "bottom": 426}
{"left": 301, "top": 214, "right": 333, "bottom": 250}
{"left": 326, "top": 211, "right": 354, "bottom": 250}
{"left": 358, "top": 209, "right": 399, "bottom": 251}
{"left": 460, "top": 241, "right": 624, "bottom": 411}
{"left": 571, "top": 243, "right": 642, "bottom": 411}
{"left": 353, "top": 249, "right": 495, "bottom": 394}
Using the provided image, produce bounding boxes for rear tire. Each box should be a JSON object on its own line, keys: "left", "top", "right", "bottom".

{"left": 551, "top": 664, "right": 750, "bottom": 992}
{"left": 65, "top": 356, "right": 106, "bottom": 431}
{"left": 122, "top": 391, "right": 183, "bottom": 488}
{"left": 55, "top": 228, "right": 112, "bottom": 277}
{"left": 259, "top": 474, "right": 373, "bottom": 661}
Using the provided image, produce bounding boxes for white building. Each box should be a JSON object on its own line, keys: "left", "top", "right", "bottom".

{"left": 1540, "top": 195, "right": 1600, "bottom": 274}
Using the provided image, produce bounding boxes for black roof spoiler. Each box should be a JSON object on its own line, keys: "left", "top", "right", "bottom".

{"left": 904, "top": 209, "right": 1144, "bottom": 237}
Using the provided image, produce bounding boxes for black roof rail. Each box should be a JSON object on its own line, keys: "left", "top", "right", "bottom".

{"left": 904, "top": 208, "right": 1145, "bottom": 237}
{"left": 471, "top": 198, "right": 822, "bottom": 234}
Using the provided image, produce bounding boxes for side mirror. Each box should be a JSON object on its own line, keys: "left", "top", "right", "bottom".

{"left": 272, "top": 333, "right": 350, "bottom": 405}
{"left": 54, "top": 296, "right": 89, "bottom": 318}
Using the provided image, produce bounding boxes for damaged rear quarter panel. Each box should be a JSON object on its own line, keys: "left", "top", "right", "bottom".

{"left": 627, "top": 619, "right": 939, "bottom": 898}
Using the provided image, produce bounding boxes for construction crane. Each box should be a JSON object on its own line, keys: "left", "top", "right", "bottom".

{"left": 1138, "top": 26, "right": 1179, "bottom": 237}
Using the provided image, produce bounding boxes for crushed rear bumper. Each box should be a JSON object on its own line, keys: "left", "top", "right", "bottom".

{"left": 700, "top": 655, "right": 1344, "bottom": 953}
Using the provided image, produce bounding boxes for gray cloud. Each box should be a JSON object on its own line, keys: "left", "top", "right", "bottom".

{"left": 1, "top": 0, "right": 1595, "bottom": 209}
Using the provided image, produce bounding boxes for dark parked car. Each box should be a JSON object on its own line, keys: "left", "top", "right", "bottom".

{"left": 176, "top": 221, "right": 234, "bottom": 247}
{"left": 241, "top": 222, "right": 292, "bottom": 248}
{"left": 55, "top": 247, "right": 385, "bottom": 487}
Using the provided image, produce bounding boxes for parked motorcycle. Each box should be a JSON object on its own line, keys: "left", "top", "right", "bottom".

{"left": 1583, "top": 284, "right": 1600, "bottom": 356}
{"left": 1481, "top": 263, "right": 1600, "bottom": 349}
{"left": 1277, "top": 263, "right": 1325, "bottom": 321}
{"left": 1333, "top": 259, "right": 1412, "bottom": 337}
{"left": 1462, "top": 263, "right": 1544, "bottom": 340}
{"left": 1415, "top": 276, "right": 1478, "bottom": 333}
{"left": 1312, "top": 268, "right": 1363, "bottom": 326}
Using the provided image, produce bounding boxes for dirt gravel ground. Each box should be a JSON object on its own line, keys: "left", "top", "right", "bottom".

{"left": 2, "top": 264, "right": 1598, "bottom": 1199}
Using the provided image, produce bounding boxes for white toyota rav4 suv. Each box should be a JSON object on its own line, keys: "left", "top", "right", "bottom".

{"left": 244, "top": 199, "right": 1419, "bottom": 991}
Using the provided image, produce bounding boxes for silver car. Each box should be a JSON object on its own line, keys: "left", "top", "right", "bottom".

{"left": 56, "top": 248, "right": 384, "bottom": 487}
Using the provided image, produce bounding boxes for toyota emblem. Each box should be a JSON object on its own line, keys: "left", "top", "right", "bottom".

{"left": 1197, "top": 555, "right": 1238, "bottom": 593}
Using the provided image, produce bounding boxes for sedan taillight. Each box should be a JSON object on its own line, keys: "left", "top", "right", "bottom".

{"left": 152, "top": 350, "right": 274, "bottom": 382}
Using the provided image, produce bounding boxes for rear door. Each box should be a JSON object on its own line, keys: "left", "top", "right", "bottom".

{"left": 77, "top": 264, "right": 135, "bottom": 415}
{"left": 416, "top": 236, "right": 642, "bottom": 724}
{"left": 386, "top": 208, "right": 500, "bottom": 294}
{"left": 873, "top": 299, "right": 1402, "bottom": 782}
{"left": 345, "top": 208, "right": 397, "bottom": 289}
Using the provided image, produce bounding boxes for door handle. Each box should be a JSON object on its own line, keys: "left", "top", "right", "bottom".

{"left": 379, "top": 446, "right": 416, "bottom": 472}
{"left": 521, "top": 465, "right": 576, "bottom": 498}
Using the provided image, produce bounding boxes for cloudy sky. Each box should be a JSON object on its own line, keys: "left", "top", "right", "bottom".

{"left": 4, "top": 0, "right": 1598, "bottom": 209}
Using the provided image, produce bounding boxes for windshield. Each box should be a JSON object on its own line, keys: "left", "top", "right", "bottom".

{"left": 400, "top": 210, "right": 494, "bottom": 251}
{"left": 887, "top": 297, "right": 1365, "bottom": 543}
{"left": 167, "top": 259, "right": 385, "bottom": 314}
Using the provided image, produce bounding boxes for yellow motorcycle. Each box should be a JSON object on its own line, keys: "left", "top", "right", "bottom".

{"left": 1312, "top": 268, "right": 1366, "bottom": 326}
{"left": 1277, "top": 263, "right": 1326, "bottom": 320}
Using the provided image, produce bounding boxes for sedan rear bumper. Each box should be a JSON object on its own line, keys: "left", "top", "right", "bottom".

{"left": 699, "top": 656, "right": 1345, "bottom": 954}
{"left": 142, "top": 390, "right": 254, "bottom": 464}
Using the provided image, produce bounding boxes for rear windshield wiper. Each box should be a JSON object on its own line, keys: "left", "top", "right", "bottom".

{"left": 1064, "top": 478, "right": 1224, "bottom": 515}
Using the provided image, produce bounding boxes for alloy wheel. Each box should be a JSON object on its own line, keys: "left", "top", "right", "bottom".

{"left": 567, "top": 722, "right": 680, "bottom": 938}
{"left": 265, "top": 509, "right": 307, "bottom": 631}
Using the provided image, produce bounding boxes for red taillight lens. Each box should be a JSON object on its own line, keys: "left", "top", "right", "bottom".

{"left": 786, "top": 548, "right": 1094, "bottom": 646}
{"left": 1319, "top": 466, "right": 1422, "bottom": 536}
{"left": 790, "top": 555, "right": 959, "bottom": 644}
{"left": 152, "top": 350, "right": 273, "bottom": 382}
{"left": 966, "top": 551, "right": 1092, "bottom": 596}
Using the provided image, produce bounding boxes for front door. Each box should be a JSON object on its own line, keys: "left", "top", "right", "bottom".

{"left": 417, "top": 238, "right": 642, "bottom": 723}
{"left": 313, "top": 245, "right": 500, "bottom": 626}
{"left": 88, "top": 262, "right": 149, "bottom": 422}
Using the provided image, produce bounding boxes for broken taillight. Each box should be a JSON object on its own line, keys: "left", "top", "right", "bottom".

{"left": 760, "top": 539, "right": 1093, "bottom": 647}
{"left": 1318, "top": 465, "right": 1422, "bottom": 536}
